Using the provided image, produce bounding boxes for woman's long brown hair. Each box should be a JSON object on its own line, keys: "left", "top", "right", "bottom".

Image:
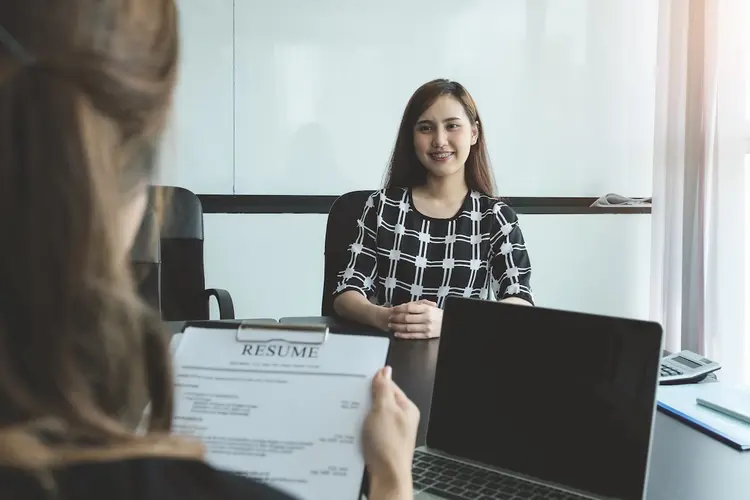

{"left": 384, "top": 79, "right": 497, "bottom": 196}
{"left": 0, "top": 0, "right": 199, "bottom": 472}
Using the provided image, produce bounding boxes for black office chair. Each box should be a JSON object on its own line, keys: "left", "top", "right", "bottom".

{"left": 131, "top": 207, "right": 162, "bottom": 314}
{"left": 321, "top": 190, "right": 374, "bottom": 317}
{"left": 153, "top": 186, "right": 235, "bottom": 321}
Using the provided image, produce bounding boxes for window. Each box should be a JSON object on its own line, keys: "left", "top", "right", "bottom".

{"left": 746, "top": 9, "right": 750, "bottom": 151}
{"left": 745, "top": 14, "right": 750, "bottom": 384}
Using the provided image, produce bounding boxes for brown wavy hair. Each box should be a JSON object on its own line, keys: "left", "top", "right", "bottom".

{"left": 383, "top": 79, "right": 497, "bottom": 196}
{"left": 0, "top": 0, "right": 199, "bottom": 475}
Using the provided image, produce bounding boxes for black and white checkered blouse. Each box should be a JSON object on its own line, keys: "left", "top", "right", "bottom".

{"left": 334, "top": 188, "right": 533, "bottom": 308}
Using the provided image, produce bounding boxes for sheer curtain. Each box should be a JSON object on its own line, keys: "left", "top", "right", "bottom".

{"left": 650, "top": 0, "right": 748, "bottom": 383}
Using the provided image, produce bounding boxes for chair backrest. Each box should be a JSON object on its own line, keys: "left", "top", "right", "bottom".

{"left": 131, "top": 208, "right": 162, "bottom": 314}
{"left": 152, "top": 186, "right": 210, "bottom": 321}
{"left": 321, "top": 190, "right": 374, "bottom": 316}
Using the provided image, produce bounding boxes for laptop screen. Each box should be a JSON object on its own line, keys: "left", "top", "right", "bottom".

{"left": 426, "top": 298, "right": 663, "bottom": 500}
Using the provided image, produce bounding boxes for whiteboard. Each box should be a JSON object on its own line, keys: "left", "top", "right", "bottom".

{"left": 158, "top": 0, "right": 234, "bottom": 194}
{"left": 168, "top": 0, "right": 659, "bottom": 197}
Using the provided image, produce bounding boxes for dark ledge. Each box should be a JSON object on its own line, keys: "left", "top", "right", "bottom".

{"left": 197, "top": 195, "right": 651, "bottom": 215}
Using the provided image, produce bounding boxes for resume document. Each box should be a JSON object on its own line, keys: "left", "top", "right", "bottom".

{"left": 171, "top": 326, "right": 390, "bottom": 500}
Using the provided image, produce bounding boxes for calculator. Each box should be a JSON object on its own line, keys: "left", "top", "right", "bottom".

{"left": 659, "top": 350, "right": 721, "bottom": 385}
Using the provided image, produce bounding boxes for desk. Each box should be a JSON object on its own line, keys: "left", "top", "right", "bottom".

{"left": 168, "top": 318, "right": 750, "bottom": 499}
{"left": 276, "top": 316, "right": 750, "bottom": 500}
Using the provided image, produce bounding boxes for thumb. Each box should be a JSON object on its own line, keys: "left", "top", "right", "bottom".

{"left": 371, "top": 366, "right": 393, "bottom": 406}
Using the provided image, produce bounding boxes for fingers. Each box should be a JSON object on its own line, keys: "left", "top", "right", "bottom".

{"left": 389, "top": 311, "right": 428, "bottom": 326}
{"left": 394, "top": 332, "right": 436, "bottom": 339}
{"left": 386, "top": 376, "right": 420, "bottom": 421}
{"left": 390, "top": 302, "right": 431, "bottom": 315}
{"left": 371, "top": 366, "right": 393, "bottom": 407}
{"left": 389, "top": 300, "right": 440, "bottom": 337}
{"left": 371, "top": 366, "right": 418, "bottom": 415}
{"left": 389, "top": 311, "right": 427, "bottom": 324}
{"left": 388, "top": 377, "right": 411, "bottom": 408}
{"left": 389, "top": 322, "right": 429, "bottom": 334}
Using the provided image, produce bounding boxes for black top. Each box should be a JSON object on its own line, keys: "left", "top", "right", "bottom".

{"left": 1, "top": 457, "right": 298, "bottom": 500}
{"left": 334, "top": 188, "right": 534, "bottom": 308}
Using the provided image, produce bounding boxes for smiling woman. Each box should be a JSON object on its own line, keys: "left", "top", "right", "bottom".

{"left": 385, "top": 79, "right": 494, "bottom": 195}
{"left": 332, "top": 79, "right": 534, "bottom": 340}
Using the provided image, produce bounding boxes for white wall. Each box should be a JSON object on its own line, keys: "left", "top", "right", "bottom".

{"left": 163, "top": 0, "right": 659, "bottom": 198}
{"left": 204, "top": 213, "right": 652, "bottom": 322}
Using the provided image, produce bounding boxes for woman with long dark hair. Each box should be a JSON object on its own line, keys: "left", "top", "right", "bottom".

{"left": 334, "top": 79, "right": 534, "bottom": 339}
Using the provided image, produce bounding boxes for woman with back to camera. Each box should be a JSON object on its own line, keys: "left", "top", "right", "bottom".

{"left": 333, "top": 79, "right": 534, "bottom": 340}
{"left": 0, "top": 2, "right": 418, "bottom": 499}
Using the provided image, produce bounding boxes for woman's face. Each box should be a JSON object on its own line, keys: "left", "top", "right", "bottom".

{"left": 413, "top": 95, "right": 478, "bottom": 179}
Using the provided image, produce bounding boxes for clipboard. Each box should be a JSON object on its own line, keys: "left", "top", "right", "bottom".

{"left": 170, "top": 319, "right": 388, "bottom": 500}
{"left": 234, "top": 320, "right": 329, "bottom": 345}
{"left": 170, "top": 320, "right": 329, "bottom": 359}
{"left": 657, "top": 383, "right": 750, "bottom": 451}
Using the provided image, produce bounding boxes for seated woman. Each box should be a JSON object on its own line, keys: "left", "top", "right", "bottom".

{"left": 0, "top": 2, "right": 418, "bottom": 500}
{"left": 333, "top": 79, "right": 533, "bottom": 339}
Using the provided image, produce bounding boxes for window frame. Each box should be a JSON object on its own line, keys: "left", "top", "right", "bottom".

{"left": 746, "top": 12, "right": 750, "bottom": 153}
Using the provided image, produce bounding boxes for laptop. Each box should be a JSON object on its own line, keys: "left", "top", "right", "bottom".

{"left": 412, "top": 297, "right": 663, "bottom": 500}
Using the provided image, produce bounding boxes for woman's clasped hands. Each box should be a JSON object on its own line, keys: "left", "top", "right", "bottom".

{"left": 383, "top": 299, "right": 443, "bottom": 339}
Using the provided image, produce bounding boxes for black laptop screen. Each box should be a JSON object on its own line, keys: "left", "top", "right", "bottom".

{"left": 426, "top": 298, "right": 663, "bottom": 500}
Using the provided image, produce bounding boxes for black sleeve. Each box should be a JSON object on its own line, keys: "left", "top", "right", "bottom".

{"left": 488, "top": 202, "right": 534, "bottom": 304}
{"left": 332, "top": 191, "right": 381, "bottom": 300}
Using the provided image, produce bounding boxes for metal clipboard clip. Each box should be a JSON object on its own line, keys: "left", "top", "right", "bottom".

{"left": 235, "top": 320, "right": 329, "bottom": 346}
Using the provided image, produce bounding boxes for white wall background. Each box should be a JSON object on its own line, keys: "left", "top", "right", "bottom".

{"left": 161, "top": 0, "right": 659, "bottom": 198}
{"left": 163, "top": 0, "right": 659, "bottom": 322}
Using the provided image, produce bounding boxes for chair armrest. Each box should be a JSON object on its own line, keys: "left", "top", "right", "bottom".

{"left": 205, "top": 288, "right": 235, "bottom": 319}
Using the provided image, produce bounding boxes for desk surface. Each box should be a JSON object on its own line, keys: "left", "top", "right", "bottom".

{"left": 170, "top": 317, "right": 750, "bottom": 500}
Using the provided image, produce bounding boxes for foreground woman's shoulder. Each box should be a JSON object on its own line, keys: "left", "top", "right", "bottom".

{"left": 1, "top": 457, "right": 299, "bottom": 500}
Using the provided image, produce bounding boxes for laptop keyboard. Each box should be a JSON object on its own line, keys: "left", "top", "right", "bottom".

{"left": 411, "top": 450, "right": 590, "bottom": 500}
